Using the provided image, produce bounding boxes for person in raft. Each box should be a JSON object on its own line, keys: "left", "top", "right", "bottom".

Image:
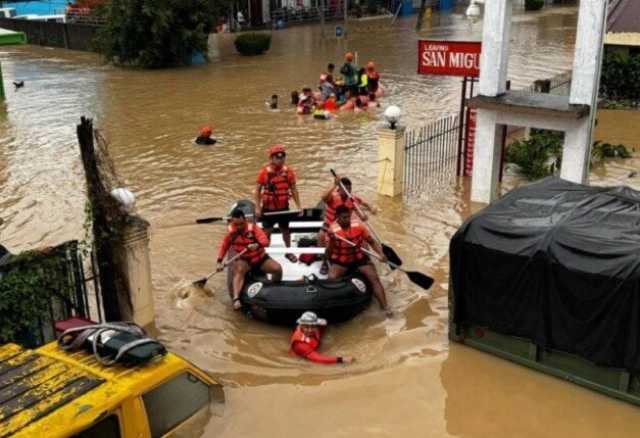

{"left": 318, "top": 176, "right": 376, "bottom": 275}
{"left": 217, "top": 209, "right": 283, "bottom": 310}
{"left": 290, "top": 311, "right": 354, "bottom": 364}
{"left": 255, "top": 144, "right": 302, "bottom": 263}
{"left": 195, "top": 126, "right": 216, "bottom": 145}
{"left": 327, "top": 205, "right": 390, "bottom": 316}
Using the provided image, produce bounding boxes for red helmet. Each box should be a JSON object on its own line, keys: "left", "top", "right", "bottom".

{"left": 200, "top": 126, "right": 212, "bottom": 138}
{"left": 345, "top": 52, "right": 354, "bottom": 61}
{"left": 269, "top": 144, "right": 286, "bottom": 156}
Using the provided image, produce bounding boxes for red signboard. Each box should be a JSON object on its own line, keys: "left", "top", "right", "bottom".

{"left": 418, "top": 40, "right": 482, "bottom": 78}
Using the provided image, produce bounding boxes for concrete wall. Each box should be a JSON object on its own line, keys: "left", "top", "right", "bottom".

{"left": 594, "top": 108, "right": 640, "bottom": 150}
{"left": 0, "top": 17, "right": 98, "bottom": 51}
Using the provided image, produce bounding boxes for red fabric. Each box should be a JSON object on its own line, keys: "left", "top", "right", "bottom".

{"left": 290, "top": 327, "right": 339, "bottom": 364}
{"left": 257, "top": 164, "right": 296, "bottom": 210}
{"left": 329, "top": 222, "right": 370, "bottom": 264}
{"left": 325, "top": 99, "right": 338, "bottom": 112}
{"left": 324, "top": 189, "right": 362, "bottom": 226}
{"left": 217, "top": 223, "right": 269, "bottom": 265}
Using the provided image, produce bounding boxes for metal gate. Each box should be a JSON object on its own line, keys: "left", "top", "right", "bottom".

{"left": 404, "top": 114, "right": 460, "bottom": 193}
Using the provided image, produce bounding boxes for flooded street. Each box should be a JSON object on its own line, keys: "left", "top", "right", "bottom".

{"left": 2, "top": 4, "right": 640, "bottom": 437}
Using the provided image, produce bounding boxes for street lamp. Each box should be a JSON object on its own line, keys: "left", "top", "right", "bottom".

{"left": 466, "top": 0, "right": 484, "bottom": 23}
{"left": 384, "top": 105, "right": 401, "bottom": 129}
{"left": 111, "top": 188, "right": 136, "bottom": 213}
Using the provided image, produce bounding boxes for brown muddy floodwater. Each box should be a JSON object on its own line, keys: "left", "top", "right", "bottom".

{"left": 2, "top": 4, "right": 640, "bottom": 437}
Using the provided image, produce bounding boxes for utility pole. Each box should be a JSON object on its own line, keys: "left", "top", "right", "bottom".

{"left": 344, "top": 0, "right": 348, "bottom": 36}
{"left": 320, "top": 0, "right": 325, "bottom": 37}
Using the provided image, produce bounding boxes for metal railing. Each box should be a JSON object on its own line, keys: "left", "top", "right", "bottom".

{"left": 404, "top": 114, "right": 460, "bottom": 193}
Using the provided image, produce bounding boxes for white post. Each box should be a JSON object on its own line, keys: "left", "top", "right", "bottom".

{"left": 377, "top": 126, "right": 405, "bottom": 197}
{"left": 471, "top": 0, "right": 512, "bottom": 203}
{"left": 562, "top": 0, "right": 608, "bottom": 184}
{"left": 115, "top": 216, "right": 156, "bottom": 329}
{"left": 478, "top": 0, "right": 512, "bottom": 97}
{"left": 471, "top": 110, "right": 502, "bottom": 203}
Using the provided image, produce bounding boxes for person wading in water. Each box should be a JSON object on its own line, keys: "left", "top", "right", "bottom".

{"left": 327, "top": 205, "right": 390, "bottom": 316}
{"left": 254, "top": 144, "right": 302, "bottom": 263}
{"left": 290, "top": 311, "right": 354, "bottom": 364}
{"left": 217, "top": 209, "right": 282, "bottom": 310}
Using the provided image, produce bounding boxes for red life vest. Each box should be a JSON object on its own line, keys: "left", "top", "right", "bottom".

{"left": 324, "top": 190, "right": 359, "bottom": 226}
{"left": 261, "top": 165, "right": 292, "bottom": 211}
{"left": 289, "top": 326, "right": 321, "bottom": 352}
{"left": 329, "top": 222, "right": 367, "bottom": 264}
{"left": 228, "top": 223, "right": 265, "bottom": 265}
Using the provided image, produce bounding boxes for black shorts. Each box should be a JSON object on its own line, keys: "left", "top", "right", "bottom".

{"left": 260, "top": 208, "right": 290, "bottom": 230}
{"left": 249, "top": 255, "right": 272, "bottom": 276}
{"left": 331, "top": 256, "right": 371, "bottom": 271}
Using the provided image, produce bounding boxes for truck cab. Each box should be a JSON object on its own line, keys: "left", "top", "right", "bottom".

{"left": 0, "top": 339, "right": 223, "bottom": 437}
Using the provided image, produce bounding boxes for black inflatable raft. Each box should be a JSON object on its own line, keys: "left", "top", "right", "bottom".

{"left": 227, "top": 200, "right": 372, "bottom": 325}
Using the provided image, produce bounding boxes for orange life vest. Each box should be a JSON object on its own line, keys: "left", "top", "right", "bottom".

{"left": 261, "top": 165, "right": 292, "bottom": 211}
{"left": 228, "top": 223, "right": 265, "bottom": 265}
{"left": 289, "top": 326, "right": 320, "bottom": 352}
{"left": 324, "top": 191, "right": 359, "bottom": 226}
{"left": 329, "top": 222, "right": 367, "bottom": 265}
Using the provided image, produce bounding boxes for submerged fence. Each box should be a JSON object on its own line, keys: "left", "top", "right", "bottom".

{"left": 0, "top": 17, "right": 99, "bottom": 51}
{"left": 404, "top": 114, "right": 460, "bottom": 193}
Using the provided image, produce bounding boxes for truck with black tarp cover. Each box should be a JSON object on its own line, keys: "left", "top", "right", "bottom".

{"left": 449, "top": 177, "right": 640, "bottom": 405}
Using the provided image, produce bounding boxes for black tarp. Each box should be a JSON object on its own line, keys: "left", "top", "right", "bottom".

{"left": 450, "top": 178, "right": 640, "bottom": 372}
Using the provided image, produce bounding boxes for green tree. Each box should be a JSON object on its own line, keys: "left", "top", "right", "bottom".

{"left": 96, "top": 0, "right": 214, "bottom": 68}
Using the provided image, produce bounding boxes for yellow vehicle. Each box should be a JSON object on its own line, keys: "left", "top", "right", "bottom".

{"left": 0, "top": 326, "right": 224, "bottom": 438}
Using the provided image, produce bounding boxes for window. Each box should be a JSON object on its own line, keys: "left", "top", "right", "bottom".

{"left": 142, "top": 372, "right": 210, "bottom": 438}
{"left": 72, "top": 414, "right": 121, "bottom": 438}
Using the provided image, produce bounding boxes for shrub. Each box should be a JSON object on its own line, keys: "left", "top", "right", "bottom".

{"left": 234, "top": 32, "right": 272, "bottom": 56}
{"left": 506, "top": 130, "right": 634, "bottom": 181}
{"left": 506, "top": 129, "right": 563, "bottom": 180}
{"left": 591, "top": 141, "right": 633, "bottom": 162}
{"left": 600, "top": 52, "right": 640, "bottom": 104}
{"left": 96, "top": 0, "right": 212, "bottom": 68}
{"left": 525, "top": 0, "right": 544, "bottom": 11}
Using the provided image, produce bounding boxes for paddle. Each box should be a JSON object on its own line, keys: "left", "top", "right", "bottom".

{"left": 196, "top": 214, "right": 255, "bottom": 224}
{"left": 192, "top": 249, "right": 247, "bottom": 288}
{"left": 334, "top": 234, "right": 433, "bottom": 290}
{"left": 330, "top": 169, "right": 403, "bottom": 268}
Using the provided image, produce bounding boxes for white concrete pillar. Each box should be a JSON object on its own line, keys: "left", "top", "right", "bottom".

{"left": 563, "top": 0, "right": 607, "bottom": 184}
{"left": 471, "top": 109, "right": 503, "bottom": 203}
{"left": 569, "top": 0, "right": 607, "bottom": 105}
{"left": 478, "top": 0, "right": 513, "bottom": 97}
{"left": 561, "top": 119, "right": 591, "bottom": 184}
{"left": 377, "top": 126, "right": 405, "bottom": 197}
{"left": 115, "top": 216, "right": 156, "bottom": 329}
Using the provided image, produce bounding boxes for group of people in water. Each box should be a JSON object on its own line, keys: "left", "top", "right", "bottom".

{"left": 288, "top": 52, "right": 384, "bottom": 119}
{"left": 214, "top": 144, "right": 389, "bottom": 363}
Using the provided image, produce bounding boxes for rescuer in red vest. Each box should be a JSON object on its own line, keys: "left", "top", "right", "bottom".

{"left": 217, "top": 209, "right": 282, "bottom": 310}
{"left": 254, "top": 145, "right": 302, "bottom": 263}
{"left": 290, "top": 311, "right": 354, "bottom": 365}
{"left": 327, "top": 205, "right": 390, "bottom": 315}
{"left": 318, "top": 175, "right": 376, "bottom": 275}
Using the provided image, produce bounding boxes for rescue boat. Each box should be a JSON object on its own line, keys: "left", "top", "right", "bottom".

{"left": 227, "top": 200, "right": 372, "bottom": 325}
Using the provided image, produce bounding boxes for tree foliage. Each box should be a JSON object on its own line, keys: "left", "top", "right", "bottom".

{"left": 96, "top": 0, "right": 213, "bottom": 68}
{"left": 525, "top": 0, "right": 544, "bottom": 11}
{"left": 600, "top": 52, "right": 640, "bottom": 106}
